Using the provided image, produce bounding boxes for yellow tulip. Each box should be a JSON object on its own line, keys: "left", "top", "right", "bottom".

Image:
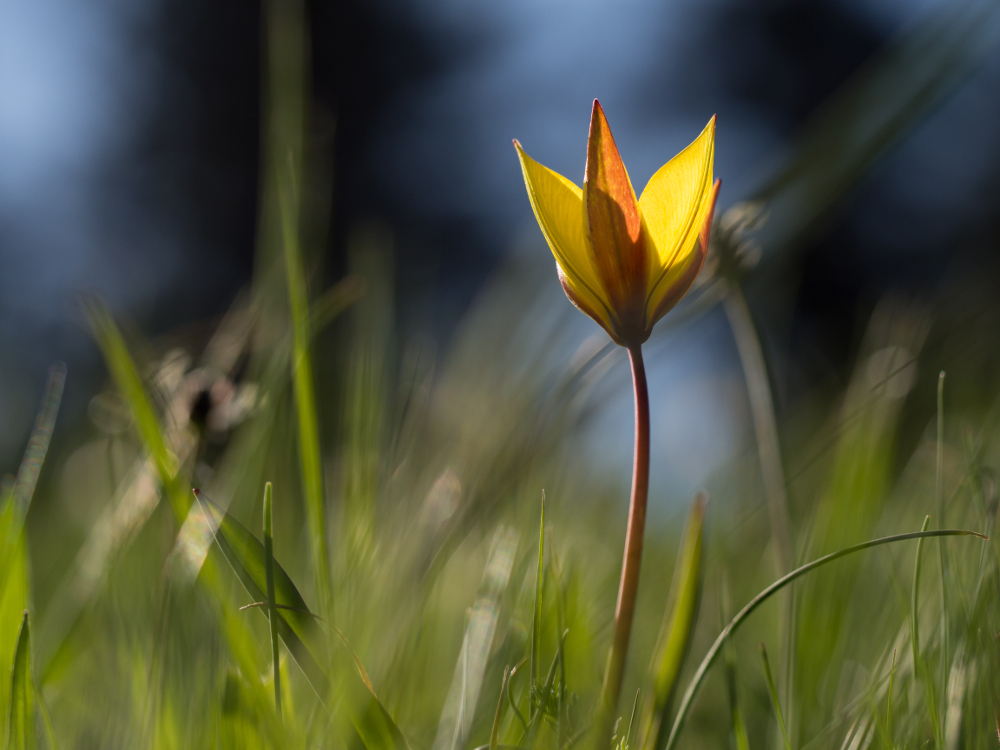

{"left": 514, "top": 100, "right": 719, "bottom": 346}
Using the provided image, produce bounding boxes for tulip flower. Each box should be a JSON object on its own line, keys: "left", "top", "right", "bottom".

{"left": 514, "top": 100, "right": 719, "bottom": 347}
{"left": 514, "top": 101, "right": 719, "bottom": 747}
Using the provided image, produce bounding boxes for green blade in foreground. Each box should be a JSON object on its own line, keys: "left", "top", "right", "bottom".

{"left": 530, "top": 493, "right": 544, "bottom": 698}
{"left": 263, "top": 482, "right": 282, "bottom": 718}
{"left": 642, "top": 492, "right": 706, "bottom": 750}
{"left": 85, "top": 299, "right": 188, "bottom": 522}
{"left": 662, "top": 527, "right": 987, "bottom": 750}
{"left": 0, "top": 365, "right": 65, "bottom": 605}
{"left": 278, "top": 163, "right": 331, "bottom": 617}
{"left": 195, "top": 491, "right": 409, "bottom": 750}
{"left": 6, "top": 612, "right": 35, "bottom": 750}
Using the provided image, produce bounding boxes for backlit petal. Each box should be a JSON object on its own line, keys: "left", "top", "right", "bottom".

{"left": 584, "top": 101, "right": 647, "bottom": 334}
{"left": 514, "top": 140, "right": 618, "bottom": 336}
{"left": 638, "top": 116, "right": 716, "bottom": 300}
{"left": 646, "top": 179, "right": 719, "bottom": 328}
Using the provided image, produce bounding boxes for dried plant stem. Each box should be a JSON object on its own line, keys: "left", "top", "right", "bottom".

{"left": 595, "top": 343, "right": 651, "bottom": 749}
{"left": 722, "top": 285, "right": 794, "bottom": 703}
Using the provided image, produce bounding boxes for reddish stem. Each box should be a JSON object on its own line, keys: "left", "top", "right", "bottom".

{"left": 596, "top": 343, "right": 651, "bottom": 747}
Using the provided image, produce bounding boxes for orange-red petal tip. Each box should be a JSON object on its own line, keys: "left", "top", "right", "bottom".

{"left": 701, "top": 179, "right": 721, "bottom": 239}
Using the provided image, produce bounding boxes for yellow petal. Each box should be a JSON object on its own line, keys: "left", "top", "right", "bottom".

{"left": 646, "top": 179, "right": 719, "bottom": 328}
{"left": 514, "top": 139, "right": 619, "bottom": 335}
{"left": 638, "top": 116, "right": 716, "bottom": 301}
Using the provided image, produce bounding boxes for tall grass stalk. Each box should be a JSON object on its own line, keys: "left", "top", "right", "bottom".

{"left": 279, "top": 165, "right": 332, "bottom": 618}
{"left": 264, "top": 482, "right": 282, "bottom": 717}
{"left": 885, "top": 648, "right": 896, "bottom": 746}
{"left": 936, "top": 371, "right": 949, "bottom": 712}
{"left": 760, "top": 643, "right": 792, "bottom": 750}
{"left": 910, "top": 515, "right": 942, "bottom": 746}
{"left": 723, "top": 284, "right": 794, "bottom": 714}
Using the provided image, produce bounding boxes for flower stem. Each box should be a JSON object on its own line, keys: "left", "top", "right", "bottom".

{"left": 595, "top": 343, "right": 650, "bottom": 748}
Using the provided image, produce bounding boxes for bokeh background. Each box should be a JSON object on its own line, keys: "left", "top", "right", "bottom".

{"left": 4, "top": 0, "right": 1000, "bottom": 508}
{"left": 4, "top": 1, "right": 1000, "bottom": 747}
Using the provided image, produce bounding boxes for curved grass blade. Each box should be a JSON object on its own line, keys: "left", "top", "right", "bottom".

{"left": 641, "top": 493, "right": 706, "bottom": 750}
{"left": 662, "top": 527, "right": 987, "bottom": 750}
{"left": 195, "top": 490, "right": 409, "bottom": 750}
{"left": 6, "top": 612, "right": 35, "bottom": 750}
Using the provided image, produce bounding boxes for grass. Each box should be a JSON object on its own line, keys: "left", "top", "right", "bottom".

{"left": 4, "top": 238, "right": 998, "bottom": 750}
{"left": 3, "top": 1, "right": 1000, "bottom": 748}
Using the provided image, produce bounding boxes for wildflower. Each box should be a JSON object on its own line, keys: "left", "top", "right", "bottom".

{"left": 514, "top": 100, "right": 719, "bottom": 347}
{"left": 514, "top": 102, "right": 720, "bottom": 743}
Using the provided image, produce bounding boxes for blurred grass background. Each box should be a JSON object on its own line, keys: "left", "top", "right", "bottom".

{"left": 3, "top": 0, "right": 1000, "bottom": 748}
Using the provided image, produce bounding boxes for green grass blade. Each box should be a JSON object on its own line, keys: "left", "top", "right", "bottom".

{"left": 531, "top": 493, "right": 545, "bottom": 699}
{"left": 885, "top": 648, "right": 896, "bottom": 745}
{"left": 720, "top": 576, "right": 750, "bottom": 750}
{"left": 663, "top": 526, "right": 986, "bottom": 750}
{"left": 34, "top": 685, "right": 57, "bottom": 750}
{"left": 85, "top": 300, "right": 188, "bottom": 522}
{"left": 759, "top": 644, "right": 791, "bottom": 750}
{"left": 7, "top": 365, "right": 65, "bottom": 536}
{"left": 196, "top": 491, "right": 326, "bottom": 682}
{"left": 6, "top": 612, "right": 35, "bottom": 750}
{"left": 0, "top": 528, "right": 29, "bottom": 743}
{"left": 196, "top": 490, "right": 409, "bottom": 750}
{"left": 278, "top": 164, "right": 331, "bottom": 613}
{"left": 490, "top": 667, "right": 511, "bottom": 750}
{"left": 911, "top": 516, "right": 942, "bottom": 745}
{"left": 310, "top": 275, "right": 367, "bottom": 336}
{"left": 910, "top": 516, "right": 929, "bottom": 687}
{"left": 0, "top": 366, "right": 65, "bottom": 603}
{"left": 263, "top": 482, "right": 282, "bottom": 718}
{"left": 624, "top": 689, "right": 640, "bottom": 749}
{"left": 642, "top": 493, "right": 706, "bottom": 750}
{"left": 505, "top": 657, "right": 529, "bottom": 736}
{"left": 531, "top": 642, "right": 562, "bottom": 745}
{"left": 936, "top": 372, "right": 950, "bottom": 711}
